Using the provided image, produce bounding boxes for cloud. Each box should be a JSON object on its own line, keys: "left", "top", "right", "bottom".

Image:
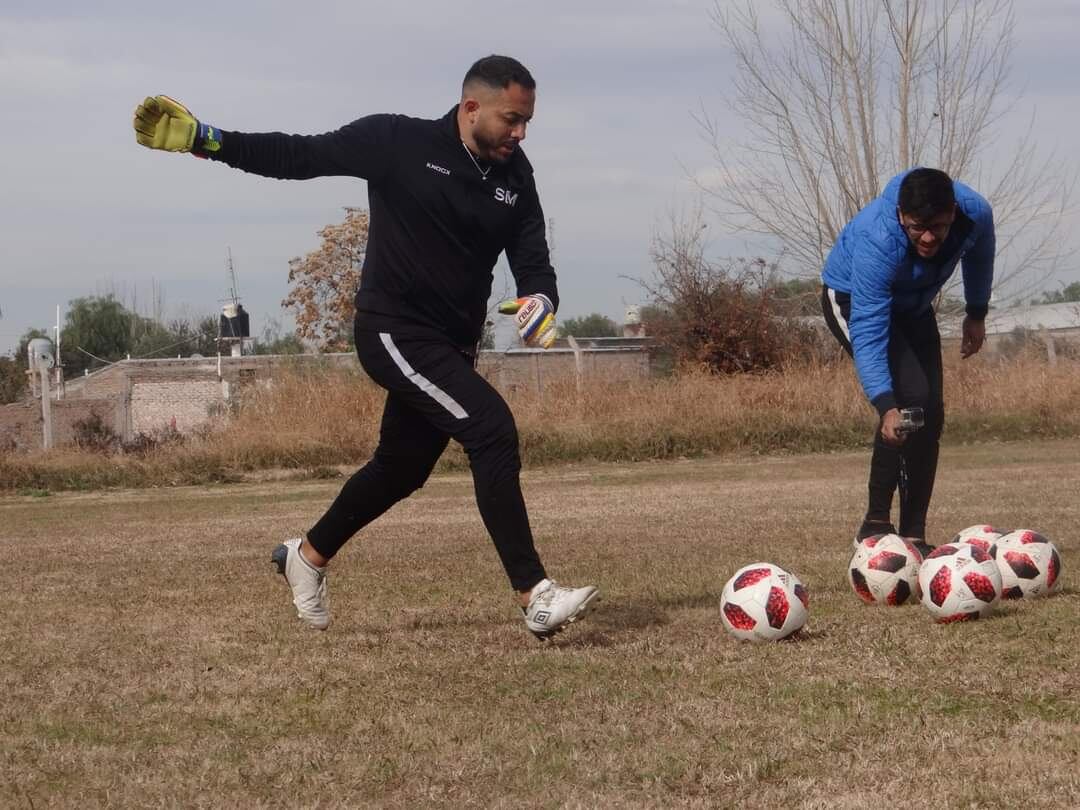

{"left": 2, "top": 1, "right": 1078, "bottom": 354}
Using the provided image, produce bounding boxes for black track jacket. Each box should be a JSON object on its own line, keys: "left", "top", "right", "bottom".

{"left": 204, "top": 106, "right": 558, "bottom": 348}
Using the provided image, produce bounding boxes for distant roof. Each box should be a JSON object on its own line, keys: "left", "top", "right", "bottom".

{"left": 940, "top": 302, "right": 1080, "bottom": 337}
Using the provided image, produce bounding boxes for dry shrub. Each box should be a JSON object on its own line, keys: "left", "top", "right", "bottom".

{"left": 642, "top": 209, "right": 827, "bottom": 374}
{"left": 71, "top": 411, "right": 119, "bottom": 453}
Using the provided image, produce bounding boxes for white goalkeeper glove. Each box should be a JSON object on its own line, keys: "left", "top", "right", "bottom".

{"left": 498, "top": 294, "right": 557, "bottom": 349}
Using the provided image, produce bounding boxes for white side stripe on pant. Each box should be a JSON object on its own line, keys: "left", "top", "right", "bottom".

{"left": 827, "top": 287, "right": 851, "bottom": 342}
{"left": 379, "top": 332, "right": 469, "bottom": 420}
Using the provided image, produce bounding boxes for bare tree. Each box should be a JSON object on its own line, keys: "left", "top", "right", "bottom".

{"left": 283, "top": 207, "right": 369, "bottom": 351}
{"left": 702, "top": 0, "right": 1074, "bottom": 301}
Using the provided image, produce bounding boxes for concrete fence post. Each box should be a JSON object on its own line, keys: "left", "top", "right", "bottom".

{"left": 38, "top": 360, "right": 53, "bottom": 450}
{"left": 566, "top": 335, "right": 584, "bottom": 396}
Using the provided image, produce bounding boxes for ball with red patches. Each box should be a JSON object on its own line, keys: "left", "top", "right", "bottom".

{"left": 992, "top": 529, "right": 1063, "bottom": 599}
{"left": 720, "top": 562, "right": 809, "bottom": 642}
{"left": 848, "top": 533, "right": 923, "bottom": 606}
{"left": 950, "top": 524, "right": 1004, "bottom": 555}
{"left": 917, "top": 542, "right": 1003, "bottom": 623}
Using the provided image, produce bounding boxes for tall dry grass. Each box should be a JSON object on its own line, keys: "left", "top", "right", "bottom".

{"left": 3, "top": 350, "right": 1079, "bottom": 491}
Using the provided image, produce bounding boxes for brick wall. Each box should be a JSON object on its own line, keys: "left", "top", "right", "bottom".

{"left": 131, "top": 380, "right": 225, "bottom": 435}
{"left": 0, "top": 398, "right": 117, "bottom": 452}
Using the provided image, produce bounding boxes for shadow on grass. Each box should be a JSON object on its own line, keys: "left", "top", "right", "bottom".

{"left": 539, "top": 590, "right": 725, "bottom": 648}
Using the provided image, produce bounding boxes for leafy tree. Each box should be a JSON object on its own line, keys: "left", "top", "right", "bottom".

{"left": 559, "top": 313, "right": 619, "bottom": 338}
{"left": 704, "top": 0, "right": 1073, "bottom": 300}
{"left": 164, "top": 315, "right": 220, "bottom": 357}
{"left": 283, "top": 207, "right": 368, "bottom": 351}
{"left": 1032, "top": 282, "right": 1080, "bottom": 305}
{"left": 254, "top": 334, "right": 306, "bottom": 355}
{"left": 60, "top": 295, "right": 139, "bottom": 374}
{"left": 0, "top": 356, "right": 27, "bottom": 403}
{"left": 252, "top": 317, "right": 306, "bottom": 355}
{"left": 58, "top": 295, "right": 200, "bottom": 373}
{"left": 130, "top": 320, "right": 179, "bottom": 360}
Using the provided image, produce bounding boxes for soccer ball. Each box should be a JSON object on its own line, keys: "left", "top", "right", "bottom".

{"left": 720, "top": 562, "right": 809, "bottom": 642}
{"left": 918, "top": 543, "right": 1003, "bottom": 623}
{"left": 992, "top": 529, "right": 1063, "bottom": 600}
{"left": 848, "top": 534, "right": 923, "bottom": 605}
{"left": 950, "top": 524, "right": 1004, "bottom": 555}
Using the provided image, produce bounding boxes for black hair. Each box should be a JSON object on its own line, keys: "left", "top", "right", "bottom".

{"left": 898, "top": 168, "right": 956, "bottom": 220}
{"left": 463, "top": 55, "right": 536, "bottom": 92}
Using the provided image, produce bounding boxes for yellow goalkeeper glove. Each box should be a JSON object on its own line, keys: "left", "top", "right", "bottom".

{"left": 498, "top": 294, "right": 557, "bottom": 349}
{"left": 133, "top": 95, "right": 221, "bottom": 154}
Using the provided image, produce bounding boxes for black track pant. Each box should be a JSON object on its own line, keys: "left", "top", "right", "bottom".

{"left": 820, "top": 286, "right": 945, "bottom": 539}
{"left": 306, "top": 324, "right": 547, "bottom": 592}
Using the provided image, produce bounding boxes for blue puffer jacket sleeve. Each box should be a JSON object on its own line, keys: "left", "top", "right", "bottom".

{"left": 959, "top": 192, "right": 995, "bottom": 319}
{"left": 848, "top": 216, "right": 908, "bottom": 415}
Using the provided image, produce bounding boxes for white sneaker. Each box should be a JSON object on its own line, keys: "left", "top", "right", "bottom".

{"left": 521, "top": 579, "right": 599, "bottom": 640}
{"left": 271, "top": 538, "right": 329, "bottom": 631}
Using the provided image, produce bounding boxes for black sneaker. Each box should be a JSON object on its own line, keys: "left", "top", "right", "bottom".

{"left": 853, "top": 519, "right": 898, "bottom": 549}
{"left": 910, "top": 540, "right": 936, "bottom": 560}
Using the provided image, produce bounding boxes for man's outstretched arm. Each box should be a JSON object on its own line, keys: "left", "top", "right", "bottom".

{"left": 133, "top": 94, "right": 393, "bottom": 182}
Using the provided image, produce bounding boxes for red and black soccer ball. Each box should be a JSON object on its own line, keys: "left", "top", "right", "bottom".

{"left": 848, "top": 533, "right": 923, "bottom": 606}
{"left": 992, "top": 529, "right": 1063, "bottom": 600}
{"left": 720, "top": 562, "right": 809, "bottom": 642}
{"left": 917, "top": 542, "right": 1003, "bottom": 623}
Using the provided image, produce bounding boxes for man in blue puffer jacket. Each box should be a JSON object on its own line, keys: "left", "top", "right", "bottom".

{"left": 820, "top": 168, "right": 995, "bottom": 556}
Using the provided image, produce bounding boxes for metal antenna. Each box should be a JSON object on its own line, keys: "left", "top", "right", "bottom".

{"left": 226, "top": 247, "right": 241, "bottom": 306}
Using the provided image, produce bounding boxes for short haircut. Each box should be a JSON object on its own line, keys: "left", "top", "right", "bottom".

{"left": 463, "top": 55, "right": 536, "bottom": 93}
{"left": 898, "top": 168, "right": 956, "bottom": 220}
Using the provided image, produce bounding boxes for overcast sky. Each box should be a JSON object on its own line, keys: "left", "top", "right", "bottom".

{"left": 2, "top": 0, "right": 1079, "bottom": 356}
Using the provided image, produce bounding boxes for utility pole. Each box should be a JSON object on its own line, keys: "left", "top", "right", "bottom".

{"left": 28, "top": 338, "right": 54, "bottom": 449}
{"left": 39, "top": 360, "right": 52, "bottom": 449}
{"left": 54, "top": 304, "right": 64, "bottom": 400}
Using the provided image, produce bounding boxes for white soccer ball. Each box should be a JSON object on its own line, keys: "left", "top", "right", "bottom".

{"left": 950, "top": 524, "right": 1004, "bottom": 556}
{"left": 720, "top": 562, "right": 808, "bottom": 642}
{"left": 848, "top": 533, "right": 923, "bottom": 605}
{"left": 993, "top": 529, "right": 1063, "bottom": 600}
{"left": 918, "top": 543, "right": 1003, "bottom": 623}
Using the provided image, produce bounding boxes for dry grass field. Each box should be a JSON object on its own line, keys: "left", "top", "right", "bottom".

{"left": 3, "top": 438, "right": 1078, "bottom": 808}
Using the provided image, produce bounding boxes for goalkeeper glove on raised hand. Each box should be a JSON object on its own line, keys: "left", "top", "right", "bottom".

{"left": 133, "top": 95, "right": 222, "bottom": 155}
{"left": 498, "top": 294, "right": 557, "bottom": 349}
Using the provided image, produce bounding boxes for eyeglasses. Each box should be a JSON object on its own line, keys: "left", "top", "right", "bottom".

{"left": 897, "top": 208, "right": 954, "bottom": 239}
{"left": 902, "top": 221, "right": 952, "bottom": 238}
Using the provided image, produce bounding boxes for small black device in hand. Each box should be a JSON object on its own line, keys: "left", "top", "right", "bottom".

{"left": 898, "top": 406, "right": 925, "bottom": 435}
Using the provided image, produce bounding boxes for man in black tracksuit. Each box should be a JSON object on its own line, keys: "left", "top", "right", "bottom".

{"left": 134, "top": 55, "right": 599, "bottom": 639}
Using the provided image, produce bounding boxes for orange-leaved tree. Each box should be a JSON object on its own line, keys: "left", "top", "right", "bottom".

{"left": 283, "top": 207, "right": 369, "bottom": 351}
